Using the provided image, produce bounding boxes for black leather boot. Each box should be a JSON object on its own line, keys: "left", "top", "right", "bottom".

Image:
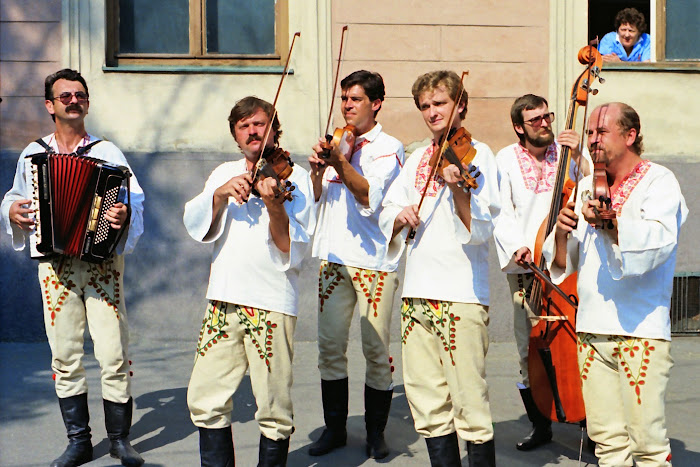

{"left": 308, "top": 378, "right": 348, "bottom": 456}
{"left": 364, "top": 384, "right": 393, "bottom": 459}
{"left": 258, "top": 434, "right": 289, "bottom": 467}
{"left": 51, "top": 394, "right": 93, "bottom": 467}
{"left": 425, "top": 432, "right": 461, "bottom": 467}
{"left": 103, "top": 398, "right": 145, "bottom": 466}
{"left": 199, "top": 426, "right": 235, "bottom": 467}
{"left": 466, "top": 439, "right": 496, "bottom": 467}
{"left": 516, "top": 387, "right": 552, "bottom": 451}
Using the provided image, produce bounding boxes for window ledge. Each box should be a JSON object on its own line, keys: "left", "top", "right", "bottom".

{"left": 603, "top": 62, "right": 700, "bottom": 73}
{"left": 102, "top": 65, "right": 294, "bottom": 75}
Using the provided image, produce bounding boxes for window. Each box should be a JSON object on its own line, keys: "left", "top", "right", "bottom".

{"left": 588, "top": 0, "right": 700, "bottom": 63}
{"left": 106, "top": 0, "right": 289, "bottom": 68}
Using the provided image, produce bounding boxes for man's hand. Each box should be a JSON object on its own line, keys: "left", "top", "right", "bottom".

{"left": 215, "top": 173, "right": 253, "bottom": 205}
{"left": 513, "top": 246, "right": 533, "bottom": 268}
{"left": 256, "top": 177, "right": 286, "bottom": 209}
{"left": 9, "top": 199, "right": 35, "bottom": 231}
{"left": 392, "top": 204, "right": 420, "bottom": 239}
{"left": 555, "top": 200, "right": 578, "bottom": 237}
{"left": 104, "top": 202, "right": 128, "bottom": 229}
{"left": 558, "top": 129, "right": 589, "bottom": 176}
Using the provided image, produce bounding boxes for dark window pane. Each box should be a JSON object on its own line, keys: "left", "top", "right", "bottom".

{"left": 119, "top": 0, "right": 189, "bottom": 54}
{"left": 666, "top": 1, "right": 700, "bottom": 60}
{"left": 206, "top": 0, "right": 275, "bottom": 54}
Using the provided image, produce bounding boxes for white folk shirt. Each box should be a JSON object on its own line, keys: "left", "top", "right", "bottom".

{"left": 183, "top": 159, "right": 315, "bottom": 317}
{"left": 493, "top": 141, "right": 589, "bottom": 274}
{"left": 379, "top": 140, "right": 500, "bottom": 304}
{"left": 312, "top": 123, "right": 405, "bottom": 272}
{"left": 1, "top": 133, "right": 145, "bottom": 255}
{"left": 543, "top": 161, "right": 688, "bottom": 341}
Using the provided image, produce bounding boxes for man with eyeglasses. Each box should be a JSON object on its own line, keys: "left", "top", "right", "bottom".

{"left": 1, "top": 68, "right": 145, "bottom": 467}
{"left": 493, "top": 94, "right": 589, "bottom": 451}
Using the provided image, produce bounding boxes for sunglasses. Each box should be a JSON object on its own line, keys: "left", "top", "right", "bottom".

{"left": 524, "top": 112, "right": 555, "bottom": 127}
{"left": 52, "top": 92, "right": 89, "bottom": 105}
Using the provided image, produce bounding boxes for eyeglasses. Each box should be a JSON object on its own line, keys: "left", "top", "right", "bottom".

{"left": 52, "top": 92, "right": 89, "bottom": 105}
{"left": 524, "top": 112, "right": 555, "bottom": 127}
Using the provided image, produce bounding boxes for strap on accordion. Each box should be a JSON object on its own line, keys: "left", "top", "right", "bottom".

{"left": 34, "top": 138, "right": 102, "bottom": 156}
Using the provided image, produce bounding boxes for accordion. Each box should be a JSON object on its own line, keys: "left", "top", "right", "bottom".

{"left": 26, "top": 145, "right": 131, "bottom": 263}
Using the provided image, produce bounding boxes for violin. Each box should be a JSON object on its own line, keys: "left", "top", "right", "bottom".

{"left": 431, "top": 126, "right": 481, "bottom": 193}
{"left": 527, "top": 44, "right": 604, "bottom": 425}
{"left": 248, "top": 32, "right": 301, "bottom": 203}
{"left": 320, "top": 124, "right": 358, "bottom": 160}
{"left": 592, "top": 161, "right": 616, "bottom": 228}
{"left": 251, "top": 147, "right": 296, "bottom": 201}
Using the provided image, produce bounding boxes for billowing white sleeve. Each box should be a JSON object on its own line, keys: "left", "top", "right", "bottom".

{"left": 453, "top": 143, "right": 500, "bottom": 245}
{"left": 0, "top": 144, "right": 38, "bottom": 251}
{"left": 361, "top": 143, "right": 405, "bottom": 216}
{"left": 267, "top": 167, "right": 316, "bottom": 271}
{"left": 606, "top": 170, "right": 687, "bottom": 279}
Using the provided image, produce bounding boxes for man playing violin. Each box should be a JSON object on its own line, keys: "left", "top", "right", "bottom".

{"left": 307, "top": 70, "right": 405, "bottom": 459}
{"left": 493, "top": 94, "right": 590, "bottom": 451}
{"left": 379, "top": 70, "right": 500, "bottom": 466}
{"left": 545, "top": 102, "right": 687, "bottom": 466}
{"left": 183, "top": 96, "right": 315, "bottom": 466}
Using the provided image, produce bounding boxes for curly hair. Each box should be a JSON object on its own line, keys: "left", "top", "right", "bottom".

{"left": 614, "top": 7, "right": 647, "bottom": 34}
{"left": 411, "top": 70, "right": 468, "bottom": 119}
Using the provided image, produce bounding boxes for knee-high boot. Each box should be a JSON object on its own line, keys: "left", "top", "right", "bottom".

{"left": 258, "top": 434, "right": 289, "bottom": 466}
{"left": 516, "top": 387, "right": 552, "bottom": 451}
{"left": 364, "top": 384, "right": 392, "bottom": 459}
{"left": 51, "top": 393, "right": 93, "bottom": 467}
{"left": 425, "top": 432, "right": 461, "bottom": 467}
{"left": 199, "top": 426, "right": 235, "bottom": 467}
{"left": 308, "top": 378, "right": 348, "bottom": 456}
{"left": 103, "top": 398, "right": 145, "bottom": 466}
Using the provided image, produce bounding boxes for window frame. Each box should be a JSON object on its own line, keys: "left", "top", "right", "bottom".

{"left": 105, "top": 0, "right": 289, "bottom": 68}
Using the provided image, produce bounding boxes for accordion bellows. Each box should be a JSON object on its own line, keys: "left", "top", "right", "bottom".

{"left": 27, "top": 152, "right": 131, "bottom": 263}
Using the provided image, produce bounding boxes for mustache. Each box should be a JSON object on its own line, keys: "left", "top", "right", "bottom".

{"left": 65, "top": 104, "right": 83, "bottom": 113}
{"left": 246, "top": 135, "right": 263, "bottom": 144}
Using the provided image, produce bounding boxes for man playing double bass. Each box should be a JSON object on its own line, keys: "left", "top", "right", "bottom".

{"left": 307, "top": 70, "right": 404, "bottom": 459}
{"left": 183, "top": 96, "right": 315, "bottom": 466}
{"left": 379, "top": 70, "right": 500, "bottom": 466}
{"left": 546, "top": 102, "right": 687, "bottom": 466}
{"left": 493, "top": 94, "right": 589, "bottom": 450}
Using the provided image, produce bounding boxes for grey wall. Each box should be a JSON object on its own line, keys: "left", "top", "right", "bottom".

{"left": 1, "top": 151, "right": 698, "bottom": 343}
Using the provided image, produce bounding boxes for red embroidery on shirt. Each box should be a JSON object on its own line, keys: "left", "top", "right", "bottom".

{"left": 414, "top": 144, "right": 444, "bottom": 197}
{"left": 610, "top": 160, "right": 651, "bottom": 215}
{"left": 514, "top": 143, "right": 558, "bottom": 193}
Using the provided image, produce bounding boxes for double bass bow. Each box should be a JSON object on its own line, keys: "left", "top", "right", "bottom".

{"left": 249, "top": 32, "right": 301, "bottom": 202}
{"left": 527, "top": 44, "right": 604, "bottom": 426}
{"left": 406, "top": 71, "right": 481, "bottom": 242}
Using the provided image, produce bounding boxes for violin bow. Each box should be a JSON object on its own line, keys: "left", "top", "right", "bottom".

{"left": 324, "top": 25, "right": 349, "bottom": 137}
{"left": 250, "top": 31, "right": 301, "bottom": 183}
{"left": 406, "top": 70, "right": 469, "bottom": 243}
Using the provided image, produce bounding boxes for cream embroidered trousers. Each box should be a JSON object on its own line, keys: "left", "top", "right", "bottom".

{"left": 578, "top": 334, "right": 673, "bottom": 467}
{"left": 401, "top": 298, "right": 494, "bottom": 443}
{"left": 507, "top": 273, "right": 538, "bottom": 387}
{"left": 187, "top": 301, "right": 296, "bottom": 441}
{"left": 316, "top": 261, "right": 398, "bottom": 390}
{"left": 38, "top": 254, "right": 131, "bottom": 403}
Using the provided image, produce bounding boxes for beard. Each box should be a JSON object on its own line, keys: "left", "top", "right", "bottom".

{"left": 524, "top": 127, "right": 554, "bottom": 148}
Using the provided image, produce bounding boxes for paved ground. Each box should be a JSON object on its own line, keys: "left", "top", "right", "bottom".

{"left": 1, "top": 337, "right": 699, "bottom": 466}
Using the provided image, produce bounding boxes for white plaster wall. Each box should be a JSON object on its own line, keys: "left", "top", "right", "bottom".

{"left": 61, "top": 0, "right": 329, "bottom": 154}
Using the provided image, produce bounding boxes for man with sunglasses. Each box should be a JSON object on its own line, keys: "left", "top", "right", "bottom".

{"left": 1, "top": 68, "right": 145, "bottom": 467}
{"left": 492, "top": 94, "right": 590, "bottom": 451}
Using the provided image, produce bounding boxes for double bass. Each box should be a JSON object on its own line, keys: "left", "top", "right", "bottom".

{"left": 527, "top": 45, "right": 604, "bottom": 425}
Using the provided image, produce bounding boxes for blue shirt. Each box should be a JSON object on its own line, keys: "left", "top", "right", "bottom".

{"left": 598, "top": 31, "right": 651, "bottom": 62}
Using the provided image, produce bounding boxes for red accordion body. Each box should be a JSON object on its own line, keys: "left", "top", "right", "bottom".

{"left": 26, "top": 151, "right": 131, "bottom": 263}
